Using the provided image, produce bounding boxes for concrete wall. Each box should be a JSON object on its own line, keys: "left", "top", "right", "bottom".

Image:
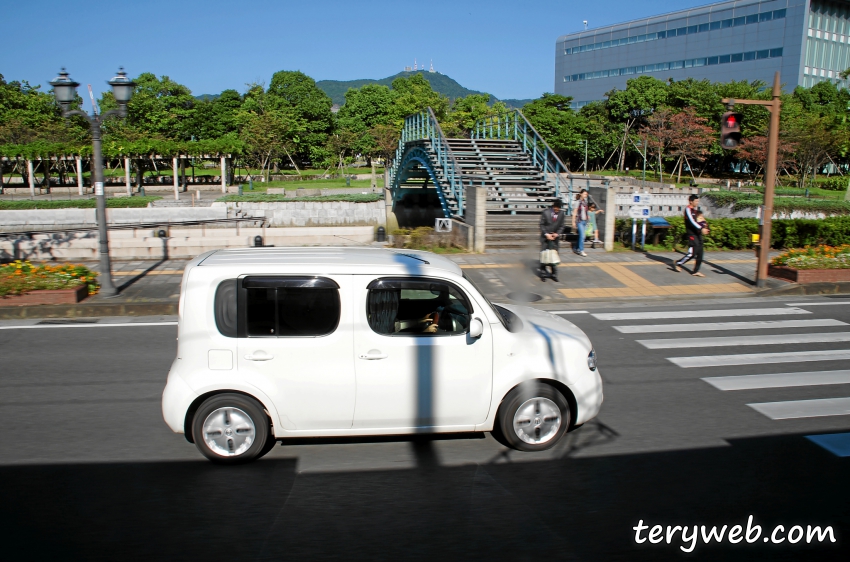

{"left": 0, "top": 207, "right": 227, "bottom": 232}
{"left": 216, "top": 200, "right": 385, "bottom": 227}
{"left": 0, "top": 226, "right": 377, "bottom": 261}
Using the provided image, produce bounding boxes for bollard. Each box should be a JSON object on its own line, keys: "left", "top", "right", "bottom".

{"left": 158, "top": 229, "right": 167, "bottom": 238}
{"left": 249, "top": 178, "right": 254, "bottom": 191}
{"left": 346, "top": 176, "right": 351, "bottom": 187}
{"left": 254, "top": 235, "right": 264, "bottom": 247}
{"left": 376, "top": 226, "right": 386, "bottom": 243}
{"left": 139, "top": 186, "right": 146, "bottom": 197}
{"left": 238, "top": 184, "right": 243, "bottom": 196}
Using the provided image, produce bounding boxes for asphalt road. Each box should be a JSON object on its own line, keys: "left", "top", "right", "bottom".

{"left": 1, "top": 297, "right": 848, "bottom": 561}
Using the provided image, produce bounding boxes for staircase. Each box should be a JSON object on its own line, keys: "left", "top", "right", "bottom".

{"left": 389, "top": 109, "right": 575, "bottom": 248}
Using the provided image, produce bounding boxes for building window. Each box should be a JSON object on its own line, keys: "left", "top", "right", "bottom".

{"left": 562, "top": 7, "right": 786, "bottom": 56}
{"left": 719, "top": 54, "right": 731, "bottom": 64}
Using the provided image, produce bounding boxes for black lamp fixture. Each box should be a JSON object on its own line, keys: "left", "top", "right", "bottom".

{"left": 49, "top": 68, "right": 79, "bottom": 107}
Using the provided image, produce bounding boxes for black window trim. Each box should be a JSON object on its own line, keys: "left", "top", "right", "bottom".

{"left": 237, "top": 275, "right": 341, "bottom": 338}
{"left": 365, "top": 276, "right": 474, "bottom": 338}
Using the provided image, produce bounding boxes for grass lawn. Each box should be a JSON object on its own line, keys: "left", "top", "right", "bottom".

{"left": 0, "top": 196, "right": 162, "bottom": 210}
{"left": 218, "top": 193, "right": 382, "bottom": 203}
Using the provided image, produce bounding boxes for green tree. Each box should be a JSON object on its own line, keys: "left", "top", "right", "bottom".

{"left": 185, "top": 89, "right": 242, "bottom": 140}
{"left": 606, "top": 76, "right": 668, "bottom": 170}
{"left": 390, "top": 73, "right": 449, "bottom": 121}
{"left": 101, "top": 73, "right": 196, "bottom": 141}
{"left": 522, "top": 93, "right": 583, "bottom": 164}
{"left": 444, "top": 94, "right": 506, "bottom": 137}
{"left": 266, "top": 70, "right": 334, "bottom": 163}
{"left": 336, "top": 84, "right": 395, "bottom": 159}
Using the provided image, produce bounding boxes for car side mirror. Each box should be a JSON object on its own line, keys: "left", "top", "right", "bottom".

{"left": 469, "top": 318, "right": 484, "bottom": 338}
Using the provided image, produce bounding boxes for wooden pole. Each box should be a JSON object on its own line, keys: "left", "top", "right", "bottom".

{"left": 757, "top": 72, "right": 781, "bottom": 288}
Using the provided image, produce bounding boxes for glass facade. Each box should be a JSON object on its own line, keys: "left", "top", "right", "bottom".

{"left": 563, "top": 8, "right": 786, "bottom": 55}
{"left": 565, "top": 48, "right": 784, "bottom": 82}
{"left": 802, "top": 0, "right": 850, "bottom": 87}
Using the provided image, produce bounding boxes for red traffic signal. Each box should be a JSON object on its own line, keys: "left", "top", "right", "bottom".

{"left": 720, "top": 111, "right": 742, "bottom": 149}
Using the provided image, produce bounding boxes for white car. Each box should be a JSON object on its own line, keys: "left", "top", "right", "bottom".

{"left": 161, "top": 247, "right": 603, "bottom": 463}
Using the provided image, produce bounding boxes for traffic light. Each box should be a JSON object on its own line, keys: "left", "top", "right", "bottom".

{"left": 720, "top": 111, "right": 742, "bottom": 149}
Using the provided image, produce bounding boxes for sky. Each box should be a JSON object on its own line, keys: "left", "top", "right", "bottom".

{"left": 2, "top": 0, "right": 713, "bottom": 101}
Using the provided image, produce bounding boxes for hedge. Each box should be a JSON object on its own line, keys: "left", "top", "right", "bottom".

{"left": 703, "top": 192, "right": 850, "bottom": 215}
{"left": 615, "top": 216, "right": 850, "bottom": 250}
{"left": 0, "top": 196, "right": 162, "bottom": 210}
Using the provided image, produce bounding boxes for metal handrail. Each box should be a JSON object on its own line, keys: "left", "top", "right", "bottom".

{"left": 388, "top": 108, "right": 465, "bottom": 217}
{"left": 472, "top": 109, "right": 575, "bottom": 212}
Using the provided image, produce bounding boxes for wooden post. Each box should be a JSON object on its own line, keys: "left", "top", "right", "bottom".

{"left": 220, "top": 156, "right": 227, "bottom": 194}
{"left": 27, "top": 160, "right": 35, "bottom": 197}
{"left": 76, "top": 156, "right": 84, "bottom": 195}
{"left": 173, "top": 156, "right": 180, "bottom": 201}
{"left": 757, "top": 72, "right": 782, "bottom": 288}
{"left": 124, "top": 157, "right": 132, "bottom": 196}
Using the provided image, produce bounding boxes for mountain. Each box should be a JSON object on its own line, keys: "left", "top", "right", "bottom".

{"left": 194, "top": 72, "right": 534, "bottom": 107}
{"left": 316, "top": 71, "right": 531, "bottom": 107}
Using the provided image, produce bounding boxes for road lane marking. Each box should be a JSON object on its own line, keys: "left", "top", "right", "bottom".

{"left": 806, "top": 433, "right": 850, "bottom": 457}
{"left": 615, "top": 319, "right": 846, "bottom": 333}
{"left": 748, "top": 397, "right": 850, "bottom": 420}
{"left": 668, "top": 349, "right": 850, "bottom": 368}
{"left": 785, "top": 301, "right": 850, "bottom": 307}
{"left": 594, "top": 307, "right": 809, "bottom": 321}
{"left": 639, "top": 331, "right": 850, "bottom": 349}
{"left": 0, "top": 322, "right": 177, "bottom": 330}
{"left": 703, "top": 370, "right": 850, "bottom": 390}
{"left": 550, "top": 311, "right": 589, "bottom": 315}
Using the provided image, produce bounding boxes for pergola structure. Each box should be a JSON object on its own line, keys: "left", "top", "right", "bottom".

{"left": 0, "top": 154, "right": 234, "bottom": 200}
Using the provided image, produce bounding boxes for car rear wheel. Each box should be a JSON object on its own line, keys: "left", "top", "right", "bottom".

{"left": 192, "top": 393, "right": 270, "bottom": 463}
{"left": 495, "top": 384, "right": 570, "bottom": 452}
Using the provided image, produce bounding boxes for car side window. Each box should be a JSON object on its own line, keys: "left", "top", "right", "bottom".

{"left": 240, "top": 276, "right": 340, "bottom": 337}
{"left": 366, "top": 278, "right": 472, "bottom": 336}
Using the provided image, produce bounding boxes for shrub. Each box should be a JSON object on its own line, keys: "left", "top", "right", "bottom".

{"left": 217, "top": 193, "right": 382, "bottom": 203}
{"left": 820, "top": 177, "right": 849, "bottom": 192}
{"left": 0, "top": 260, "right": 99, "bottom": 297}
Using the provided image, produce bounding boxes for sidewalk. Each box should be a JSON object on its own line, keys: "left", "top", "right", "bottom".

{"left": 0, "top": 248, "right": 820, "bottom": 319}
{"left": 449, "top": 248, "right": 782, "bottom": 304}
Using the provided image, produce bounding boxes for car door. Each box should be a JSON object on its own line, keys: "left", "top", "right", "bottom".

{"left": 351, "top": 275, "right": 493, "bottom": 430}
{"left": 236, "top": 275, "right": 355, "bottom": 431}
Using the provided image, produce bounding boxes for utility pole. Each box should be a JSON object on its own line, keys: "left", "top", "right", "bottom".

{"left": 722, "top": 71, "right": 781, "bottom": 289}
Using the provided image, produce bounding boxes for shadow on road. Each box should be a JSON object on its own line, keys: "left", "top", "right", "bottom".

{"left": 2, "top": 432, "right": 846, "bottom": 561}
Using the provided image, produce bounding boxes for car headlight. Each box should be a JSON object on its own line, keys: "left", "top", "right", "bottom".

{"left": 587, "top": 349, "right": 597, "bottom": 371}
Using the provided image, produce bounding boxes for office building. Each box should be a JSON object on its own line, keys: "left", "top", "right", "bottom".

{"left": 555, "top": 0, "right": 850, "bottom": 107}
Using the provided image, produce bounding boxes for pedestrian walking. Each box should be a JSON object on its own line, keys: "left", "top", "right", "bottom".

{"left": 674, "top": 194, "right": 709, "bottom": 276}
{"left": 572, "top": 189, "right": 590, "bottom": 257}
{"left": 539, "top": 198, "right": 566, "bottom": 282}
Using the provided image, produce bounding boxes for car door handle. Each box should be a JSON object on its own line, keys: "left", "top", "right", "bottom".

{"left": 244, "top": 353, "right": 274, "bottom": 361}
{"left": 359, "top": 351, "right": 388, "bottom": 360}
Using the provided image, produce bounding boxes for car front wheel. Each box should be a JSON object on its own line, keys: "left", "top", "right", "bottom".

{"left": 192, "top": 393, "right": 271, "bottom": 463}
{"left": 495, "top": 384, "right": 571, "bottom": 452}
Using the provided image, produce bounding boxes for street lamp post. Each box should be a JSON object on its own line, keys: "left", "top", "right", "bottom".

{"left": 51, "top": 68, "right": 135, "bottom": 297}
{"left": 582, "top": 139, "right": 588, "bottom": 175}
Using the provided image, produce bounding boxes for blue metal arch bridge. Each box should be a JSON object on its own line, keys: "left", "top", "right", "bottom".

{"left": 387, "top": 108, "right": 576, "bottom": 227}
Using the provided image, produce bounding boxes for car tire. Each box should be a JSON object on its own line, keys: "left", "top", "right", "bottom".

{"left": 495, "top": 383, "right": 571, "bottom": 452}
{"left": 192, "top": 393, "right": 270, "bottom": 464}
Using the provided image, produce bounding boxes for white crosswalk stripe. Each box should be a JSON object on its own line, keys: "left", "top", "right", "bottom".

{"left": 588, "top": 303, "right": 850, "bottom": 429}
{"left": 593, "top": 307, "right": 809, "bottom": 321}
{"left": 614, "top": 318, "right": 846, "bottom": 334}
{"left": 747, "top": 397, "right": 850, "bottom": 420}
{"left": 639, "top": 331, "right": 850, "bottom": 349}
{"left": 703, "top": 370, "right": 850, "bottom": 391}
{"left": 668, "top": 349, "right": 850, "bottom": 368}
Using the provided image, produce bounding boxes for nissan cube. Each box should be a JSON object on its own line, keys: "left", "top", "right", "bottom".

{"left": 161, "top": 247, "right": 603, "bottom": 463}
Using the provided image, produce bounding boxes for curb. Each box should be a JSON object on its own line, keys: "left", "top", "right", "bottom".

{"left": 0, "top": 302, "right": 177, "bottom": 320}
{"left": 756, "top": 281, "right": 850, "bottom": 297}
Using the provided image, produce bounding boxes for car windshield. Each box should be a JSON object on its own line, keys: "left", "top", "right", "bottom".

{"left": 462, "top": 272, "right": 509, "bottom": 328}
